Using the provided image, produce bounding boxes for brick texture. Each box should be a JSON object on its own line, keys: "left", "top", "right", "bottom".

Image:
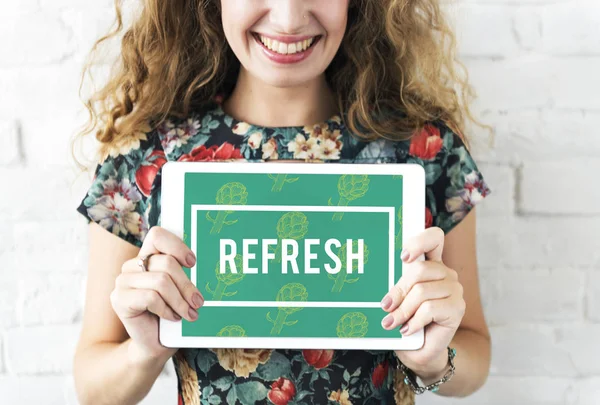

{"left": 1, "top": 0, "right": 598, "bottom": 404}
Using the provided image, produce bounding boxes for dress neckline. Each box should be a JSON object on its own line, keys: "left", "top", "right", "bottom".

{"left": 211, "top": 98, "right": 345, "bottom": 133}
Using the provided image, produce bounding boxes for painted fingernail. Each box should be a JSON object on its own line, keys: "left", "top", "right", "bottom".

{"left": 185, "top": 253, "right": 196, "bottom": 267}
{"left": 192, "top": 292, "right": 204, "bottom": 309}
{"left": 381, "top": 314, "right": 393, "bottom": 328}
{"left": 186, "top": 253, "right": 196, "bottom": 267}
{"left": 400, "top": 249, "right": 410, "bottom": 261}
{"left": 381, "top": 295, "right": 392, "bottom": 310}
{"left": 400, "top": 324, "right": 409, "bottom": 334}
{"left": 188, "top": 307, "right": 198, "bottom": 321}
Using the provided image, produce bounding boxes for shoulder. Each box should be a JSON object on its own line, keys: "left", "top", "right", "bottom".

{"left": 410, "top": 119, "right": 491, "bottom": 234}
{"left": 154, "top": 102, "right": 227, "bottom": 161}
{"left": 355, "top": 119, "right": 492, "bottom": 234}
{"left": 352, "top": 119, "right": 461, "bottom": 163}
{"left": 77, "top": 122, "right": 167, "bottom": 247}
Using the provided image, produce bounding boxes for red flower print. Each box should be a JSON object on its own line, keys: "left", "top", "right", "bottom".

{"left": 409, "top": 124, "right": 443, "bottom": 160}
{"left": 371, "top": 360, "right": 389, "bottom": 388}
{"left": 135, "top": 150, "right": 167, "bottom": 197}
{"left": 425, "top": 207, "right": 433, "bottom": 228}
{"left": 302, "top": 349, "right": 334, "bottom": 369}
{"left": 178, "top": 142, "right": 242, "bottom": 162}
{"left": 214, "top": 142, "right": 243, "bottom": 160}
{"left": 178, "top": 144, "right": 217, "bottom": 161}
{"left": 268, "top": 377, "right": 296, "bottom": 405}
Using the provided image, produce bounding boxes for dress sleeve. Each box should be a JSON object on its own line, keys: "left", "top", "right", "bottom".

{"left": 75, "top": 130, "right": 167, "bottom": 248}
{"left": 409, "top": 120, "right": 492, "bottom": 234}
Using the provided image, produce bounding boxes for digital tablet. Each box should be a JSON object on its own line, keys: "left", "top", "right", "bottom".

{"left": 160, "top": 161, "right": 425, "bottom": 350}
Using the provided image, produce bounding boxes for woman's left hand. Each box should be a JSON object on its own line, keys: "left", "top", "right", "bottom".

{"left": 380, "top": 227, "right": 466, "bottom": 380}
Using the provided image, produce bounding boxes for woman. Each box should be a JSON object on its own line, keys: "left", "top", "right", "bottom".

{"left": 72, "top": 0, "right": 492, "bottom": 404}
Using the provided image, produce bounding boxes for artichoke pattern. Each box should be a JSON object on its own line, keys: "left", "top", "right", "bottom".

{"left": 206, "top": 182, "right": 248, "bottom": 234}
{"left": 328, "top": 175, "right": 370, "bottom": 221}
{"left": 217, "top": 325, "right": 247, "bottom": 337}
{"left": 267, "top": 283, "right": 309, "bottom": 335}
{"left": 271, "top": 212, "right": 309, "bottom": 263}
{"left": 205, "top": 254, "right": 245, "bottom": 300}
{"left": 268, "top": 173, "right": 299, "bottom": 192}
{"left": 336, "top": 312, "right": 369, "bottom": 338}
{"left": 328, "top": 240, "right": 370, "bottom": 293}
{"left": 395, "top": 206, "right": 403, "bottom": 250}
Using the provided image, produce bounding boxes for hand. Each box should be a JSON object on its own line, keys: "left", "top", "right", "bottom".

{"left": 379, "top": 227, "right": 465, "bottom": 380}
{"left": 110, "top": 226, "right": 204, "bottom": 364}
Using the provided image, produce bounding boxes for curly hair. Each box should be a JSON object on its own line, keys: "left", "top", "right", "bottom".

{"left": 72, "top": 0, "right": 489, "bottom": 168}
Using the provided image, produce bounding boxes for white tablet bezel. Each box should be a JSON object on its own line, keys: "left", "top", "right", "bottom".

{"left": 160, "top": 161, "right": 425, "bottom": 350}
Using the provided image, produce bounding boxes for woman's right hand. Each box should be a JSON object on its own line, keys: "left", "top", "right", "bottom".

{"left": 109, "top": 226, "right": 204, "bottom": 364}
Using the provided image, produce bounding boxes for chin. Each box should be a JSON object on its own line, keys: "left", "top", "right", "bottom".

{"left": 252, "top": 69, "right": 322, "bottom": 89}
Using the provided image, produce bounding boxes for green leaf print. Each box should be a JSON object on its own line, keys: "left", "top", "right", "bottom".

{"left": 197, "top": 350, "right": 218, "bottom": 375}
{"left": 424, "top": 163, "right": 442, "bottom": 185}
{"left": 426, "top": 188, "right": 437, "bottom": 216}
{"left": 212, "top": 375, "right": 234, "bottom": 391}
{"left": 447, "top": 158, "right": 465, "bottom": 189}
{"left": 226, "top": 389, "right": 237, "bottom": 405}
{"left": 207, "top": 395, "right": 221, "bottom": 404}
{"left": 443, "top": 129, "right": 454, "bottom": 151}
{"left": 201, "top": 114, "right": 220, "bottom": 132}
{"left": 236, "top": 381, "right": 268, "bottom": 405}
{"left": 254, "top": 351, "right": 292, "bottom": 380}
{"left": 328, "top": 175, "right": 370, "bottom": 221}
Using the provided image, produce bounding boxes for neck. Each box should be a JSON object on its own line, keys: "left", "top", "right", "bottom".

{"left": 222, "top": 67, "right": 338, "bottom": 127}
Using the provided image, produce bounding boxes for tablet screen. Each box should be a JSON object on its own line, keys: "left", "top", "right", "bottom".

{"left": 183, "top": 171, "right": 403, "bottom": 339}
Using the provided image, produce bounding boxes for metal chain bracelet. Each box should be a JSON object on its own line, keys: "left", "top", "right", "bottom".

{"left": 396, "top": 347, "right": 457, "bottom": 394}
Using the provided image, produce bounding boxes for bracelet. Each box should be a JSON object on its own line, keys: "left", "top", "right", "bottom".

{"left": 396, "top": 347, "right": 456, "bottom": 394}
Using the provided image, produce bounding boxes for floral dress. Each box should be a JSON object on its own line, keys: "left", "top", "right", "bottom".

{"left": 76, "top": 98, "right": 491, "bottom": 405}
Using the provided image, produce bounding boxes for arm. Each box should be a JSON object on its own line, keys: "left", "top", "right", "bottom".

{"left": 413, "top": 207, "right": 491, "bottom": 396}
{"left": 72, "top": 223, "right": 172, "bottom": 405}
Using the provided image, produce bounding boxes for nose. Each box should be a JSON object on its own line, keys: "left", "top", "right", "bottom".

{"left": 267, "top": 0, "right": 310, "bottom": 34}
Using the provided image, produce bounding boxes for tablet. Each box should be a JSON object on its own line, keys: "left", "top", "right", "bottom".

{"left": 160, "top": 161, "right": 425, "bottom": 350}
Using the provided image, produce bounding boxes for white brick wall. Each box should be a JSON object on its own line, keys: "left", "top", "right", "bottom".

{"left": 0, "top": 0, "right": 598, "bottom": 403}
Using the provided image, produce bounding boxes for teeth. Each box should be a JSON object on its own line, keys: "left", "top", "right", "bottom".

{"left": 278, "top": 41, "right": 287, "bottom": 54}
{"left": 258, "top": 35, "right": 316, "bottom": 55}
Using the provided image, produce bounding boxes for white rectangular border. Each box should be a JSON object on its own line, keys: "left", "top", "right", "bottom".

{"left": 191, "top": 204, "right": 395, "bottom": 307}
{"left": 160, "top": 161, "right": 425, "bottom": 350}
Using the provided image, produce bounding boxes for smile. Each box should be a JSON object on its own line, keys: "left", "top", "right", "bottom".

{"left": 253, "top": 33, "right": 320, "bottom": 55}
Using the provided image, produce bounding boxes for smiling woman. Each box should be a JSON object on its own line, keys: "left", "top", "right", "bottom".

{"left": 72, "top": 0, "right": 492, "bottom": 404}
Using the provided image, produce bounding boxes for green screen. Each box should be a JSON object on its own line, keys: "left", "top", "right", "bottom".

{"left": 181, "top": 172, "right": 405, "bottom": 339}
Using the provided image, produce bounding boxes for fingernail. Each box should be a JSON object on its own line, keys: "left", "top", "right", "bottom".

{"left": 400, "top": 324, "right": 409, "bottom": 334}
{"left": 381, "top": 295, "right": 392, "bottom": 310}
{"left": 173, "top": 313, "right": 182, "bottom": 321}
{"left": 186, "top": 253, "right": 196, "bottom": 267}
{"left": 188, "top": 307, "right": 198, "bottom": 321}
{"left": 192, "top": 292, "right": 203, "bottom": 309}
{"left": 400, "top": 249, "right": 410, "bottom": 262}
{"left": 381, "top": 314, "right": 393, "bottom": 328}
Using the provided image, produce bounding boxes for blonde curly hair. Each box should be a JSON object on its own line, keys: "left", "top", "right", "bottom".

{"left": 72, "top": 0, "right": 489, "bottom": 168}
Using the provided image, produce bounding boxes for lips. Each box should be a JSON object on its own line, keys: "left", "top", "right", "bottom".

{"left": 252, "top": 32, "right": 321, "bottom": 55}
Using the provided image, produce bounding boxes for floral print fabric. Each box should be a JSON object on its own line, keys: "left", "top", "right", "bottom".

{"left": 76, "top": 99, "right": 491, "bottom": 405}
